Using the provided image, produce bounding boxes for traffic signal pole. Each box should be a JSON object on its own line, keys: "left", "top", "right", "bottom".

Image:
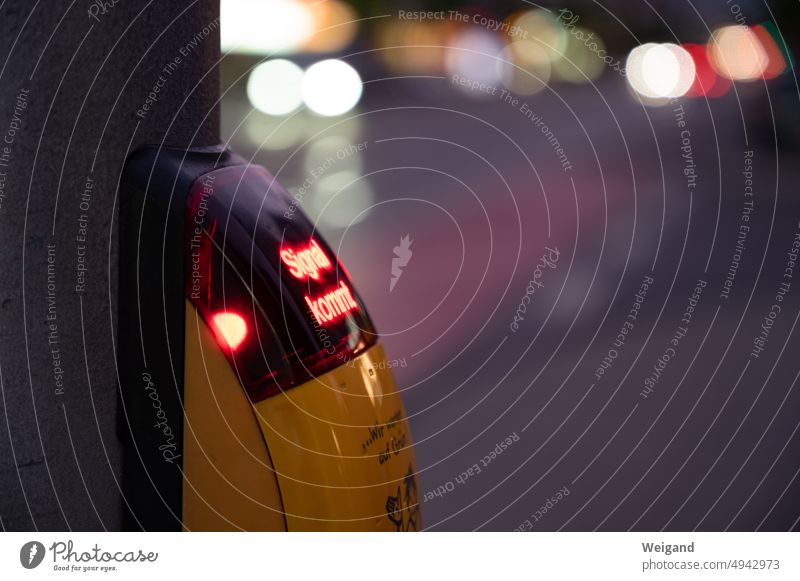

{"left": 0, "top": 1, "right": 220, "bottom": 530}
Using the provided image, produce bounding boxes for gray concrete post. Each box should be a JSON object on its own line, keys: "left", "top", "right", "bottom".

{"left": 0, "top": 0, "right": 220, "bottom": 530}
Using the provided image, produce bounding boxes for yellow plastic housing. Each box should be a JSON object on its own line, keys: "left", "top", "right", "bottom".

{"left": 182, "top": 302, "right": 421, "bottom": 531}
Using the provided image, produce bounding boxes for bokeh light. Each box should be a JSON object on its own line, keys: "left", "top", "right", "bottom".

{"left": 683, "top": 43, "right": 731, "bottom": 98}
{"left": 376, "top": 20, "right": 451, "bottom": 74}
{"left": 508, "top": 9, "right": 567, "bottom": 63}
{"left": 305, "top": 135, "right": 364, "bottom": 175}
{"left": 551, "top": 27, "right": 606, "bottom": 83}
{"left": 303, "top": 0, "right": 359, "bottom": 53}
{"left": 307, "top": 171, "right": 375, "bottom": 228}
{"left": 221, "top": 0, "right": 313, "bottom": 54}
{"left": 246, "top": 59, "right": 304, "bottom": 116}
{"left": 302, "top": 59, "right": 363, "bottom": 116}
{"left": 751, "top": 23, "right": 789, "bottom": 79}
{"left": 498, "top": 41, "right": 551, "bottom": 95}
{"left": 243, "top": 115, "right": 304, "bottom": 151}
{"left": 446, "top": 28, "right": 505, "bottom": 96}
{"left": 708, "top": 25, "right": 768, "bottom": 81}
{"left": 626, "top": 43, "right": 696, "bottom": 100}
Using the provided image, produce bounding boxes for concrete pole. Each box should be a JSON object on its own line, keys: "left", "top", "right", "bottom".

{"left": 0, "top": 0, "right": 220, "bottom": 530}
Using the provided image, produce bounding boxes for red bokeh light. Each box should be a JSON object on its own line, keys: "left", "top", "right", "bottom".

{"left": 683, "top": 43, "right": 731, "bottom": 98}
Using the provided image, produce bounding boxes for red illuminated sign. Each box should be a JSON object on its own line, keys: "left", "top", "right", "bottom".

{"left": 280, "top": 239, "right": 332, "bottom": 280}
{"left": 281, "top": 238, "right": 361, "bottom": 326}
{"left": 305, "top": 282, "right": 359, "bottom": 325}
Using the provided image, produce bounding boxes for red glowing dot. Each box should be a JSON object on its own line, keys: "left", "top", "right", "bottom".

{"left": 211, "top": 312, "right": 248, "bottom": 350}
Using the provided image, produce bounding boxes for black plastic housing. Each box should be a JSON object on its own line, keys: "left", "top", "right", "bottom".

{"left": 118, "top": 145, "right": 376, "bottom": 531}
{"left": 119, "top": 145, "right": 245, "bottom": 531}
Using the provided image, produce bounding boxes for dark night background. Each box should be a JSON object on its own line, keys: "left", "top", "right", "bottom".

{"left": 218, "top": 0, "right": 800, "bottom": 531}
{"left": 1, "top": 0, "right": 798, "bottom": 531}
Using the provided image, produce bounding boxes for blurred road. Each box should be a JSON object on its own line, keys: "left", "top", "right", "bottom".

{"left": 223, "top": 75, "right": 800, "bottom": 531}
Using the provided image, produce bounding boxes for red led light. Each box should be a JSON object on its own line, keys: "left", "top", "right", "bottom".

{"left": 280, "top": 239, "right": 333, "bottom": 280}
{"left": 305, "top": 282, "right": 359, "bottom": 325}
{"left": 211, "top": 312, "right": 248, "bottom": 350}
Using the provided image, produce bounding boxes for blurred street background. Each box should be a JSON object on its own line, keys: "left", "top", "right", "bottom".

{"left": 218, "top": 0, "right": 799, "bottom": 530}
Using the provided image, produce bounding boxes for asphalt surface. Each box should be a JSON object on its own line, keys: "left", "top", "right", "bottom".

{"left": 224, "top": 75, "right": 800, "bottom": 531}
